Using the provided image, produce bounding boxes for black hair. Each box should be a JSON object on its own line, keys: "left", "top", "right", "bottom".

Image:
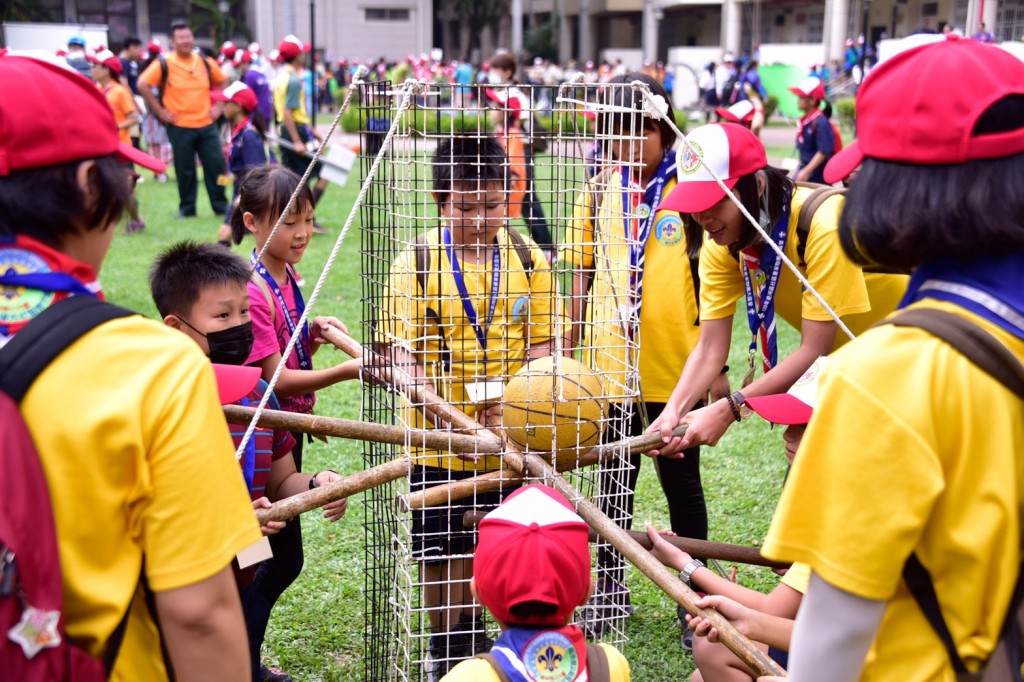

{"left": 839, "top": 95, "right": 1024, "bottom": 270}
{"left": 597, "top": 72, "right": 677, "bottom": 154}
{"left": 0, "top": 156, "right": 130, "bottom": 247}
{"left": 170, "top": 22, "right": 190, "bottom": 37}
{"left": 247, "top": 106, "right": 268, "bottom": 141}
{"left": 431, "top": 135, "right": 510, "bottom": 207}
{"left": 682, "top": 165, "right": 792, "bottom": 258}
{"left": 230, "top": 165, "right": 315, "bottom": 244}
{"left": 123, "top": 37, "right": 142, "bottom": 49}
{"left": 507, "top": 601, "right": 560, "bottom": 626}
{"left": 149, "top": 240, "right": 250, "bottom": 318}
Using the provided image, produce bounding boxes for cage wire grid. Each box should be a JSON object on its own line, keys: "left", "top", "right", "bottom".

{"left": 359, "top": 80, "right": 660, "bottom": 682}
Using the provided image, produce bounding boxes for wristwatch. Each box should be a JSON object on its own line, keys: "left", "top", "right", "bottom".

{"left": 731, "top": 391, "right": 754, "bottom": 420}
{"left": 680, "top": 558, "right": 705, "bottom": 588}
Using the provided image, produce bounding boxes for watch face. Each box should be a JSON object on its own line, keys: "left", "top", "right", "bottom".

{"left": 739, "top": 403, "right": 754, "bottom": 419}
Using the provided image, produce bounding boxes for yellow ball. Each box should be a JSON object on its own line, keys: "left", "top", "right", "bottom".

{"left": 502, "top": 356, "right": 608, "bottom": 466}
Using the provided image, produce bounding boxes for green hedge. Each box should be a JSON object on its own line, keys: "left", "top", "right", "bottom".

{"left": 835, "top": 98, "right": 856, "bottom": 133}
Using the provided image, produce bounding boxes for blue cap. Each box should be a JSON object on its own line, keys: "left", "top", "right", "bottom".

{"left": 68, "top": 35, "right": 86, "bottom": 47}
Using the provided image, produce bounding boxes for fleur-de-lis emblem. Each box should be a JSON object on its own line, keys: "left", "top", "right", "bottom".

{"left": 537, "top": 645, "right": 563, "bottom": 671}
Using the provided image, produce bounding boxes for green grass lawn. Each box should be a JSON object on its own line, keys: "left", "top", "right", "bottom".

{"left": 110, "top": 155, "right": 797, "bottom": 681}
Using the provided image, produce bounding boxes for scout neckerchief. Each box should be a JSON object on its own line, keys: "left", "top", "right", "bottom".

{"left": 739, "top": 192, "right": 792, "bottom": 377}
{"left": 227, "top": 118, "right": 252, "bottom": 161}
{"left": 899, "top": 252, "right": 1024, "bottom": 341}
{"left": 489, "top": 624, "right": 590, "bottom": 682}
{"left": 0, "top": 236, "right": 102, "bottom": 342}
{"left": 796, "top": 108, "right": 824, "bottom": 148}
{"left": 250, "top": 252, "right": 313, "bottom": 401}
{"left": 619, "top": 149, "right": 676, "bottom": 337}
{"left": 442, "top": 226, "right": 501, "bottom": 367}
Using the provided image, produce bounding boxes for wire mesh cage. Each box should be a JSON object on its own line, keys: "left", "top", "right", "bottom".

{"left": 357, "top": 77, "right": 667, "bottom": 681}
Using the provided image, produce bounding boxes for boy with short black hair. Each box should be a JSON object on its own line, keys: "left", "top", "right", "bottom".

{"left": 149, "top": 240, "right": 348, "bottom": 682}
{"left": 380, "top": 135, "right": 558, "bottom": 678}
{"left": 442, "top": 484, "right": 631, "bottom": 681}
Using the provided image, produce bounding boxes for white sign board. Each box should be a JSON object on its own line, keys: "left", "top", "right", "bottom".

{"left": 2, "top": 22, "right": 108, "bottom": 53}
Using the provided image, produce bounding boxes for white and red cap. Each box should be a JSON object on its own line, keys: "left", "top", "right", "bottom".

{"left": 247, "top": 42, "right": 262, "bottom": 54}
{"left": 474, "top": 485, "right": 591, "bottom": 627}
{"left": 86, "top": 49, "right": 123, "bottom": 75}
{"left": 220, "top": 40, "right": 237, "bottom": 58}
{"left": 789, "top": 76, "right": 825, "bottom": 100}
{"left": 659, "top": 122, "right": 767, "bottom": 214}
{"left": 825, "top": 35, "right": 1024, "bottom": 184}
{"left": 146, "top": 38, "right": 162, "bottom": 55}
{"left": 278, "top": 34, "right": 311, "bottom": 61}
{"left": 716, "top": 100, "right": 756, "bottom": 124}
{"left": 211, "top": 81, "right": 259, "bottom": 112}
{"left": 746, "top": 356, "right": 828, "bottom": 425}
{"left": 0, "top": 55, "right": 166, "bottom": 174}
{"left": 211, "top": 364, "right": 262, "bottom": 405}
{"left": 268, "top": 49, "right": 281, "bottom": 63}
{"left": 233, "top": 49, "right": 255, "bottom": 66}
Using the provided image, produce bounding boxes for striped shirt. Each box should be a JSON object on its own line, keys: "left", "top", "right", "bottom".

{"left": 229, "top": 380, "right": 295, "bottom": 500}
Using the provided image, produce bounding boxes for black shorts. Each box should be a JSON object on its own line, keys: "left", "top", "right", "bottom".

{"left": 409, "top": 465, "right": 513, "bottom": 565}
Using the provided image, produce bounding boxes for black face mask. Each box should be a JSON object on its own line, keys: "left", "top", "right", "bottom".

{"left": 179, "top": 318, "right": 254, "bottom": 366}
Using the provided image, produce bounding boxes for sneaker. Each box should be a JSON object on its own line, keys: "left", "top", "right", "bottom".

{"left": 577, "top": 578, "right": 633, "bottom": 639}
{"left": 260, "top": 664, "right": 293, "bottom": 682}
{"left": 125, "top": 218, "right": 146, "bottom": 234}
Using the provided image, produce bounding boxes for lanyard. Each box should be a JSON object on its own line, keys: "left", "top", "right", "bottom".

{"left": 0, "top": 271, "right": 95, "bottom": 298}
{"left": 740, "top": 199, "right": 791, "bottom": 373}
{"left": 442, "top": 227, "right": 501, "bottom": 364}
{"left": 239, "top": 396, "right": 257, "bottom": 491}
{"left": 250, "top": 252, "right": 312, "bottom": 372}
{"left": 619, "top": 151, "right": 676, "bottom": 328}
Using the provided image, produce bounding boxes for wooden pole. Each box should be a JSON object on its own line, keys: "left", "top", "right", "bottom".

{"left": 223, "top": 405, "right": 499, "bottom": 456}
{"left": 462, "top": 511, "right": 789, "bottom": 570}
{"left": 255, "top": 458, "right": 410, "bottom": 525}
{"left": 402, "top": 425, "right": 688, "bottom": 510}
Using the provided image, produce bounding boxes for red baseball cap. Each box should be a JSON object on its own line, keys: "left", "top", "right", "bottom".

{"left": 789, "top": 76, "right": 825, "bottom": 100}
{"left": 474, "top": 485, "right": 591, "bottom": 627}
{"left": 211, "top": 364, "right": 262, "bottom": 404}
{"left": 234, "top": 49, "right": 255, "bottom": 66}
{"left": 220, "top": 40, "right": 237, "bottom": 58}
{"left": 0, "top": 55, "right": 165, "bottom": 174}
{"left": 716, "top": 100, "right": 756, "bottom": 124}
{"left": 659, "top": 122, "right": 767, "bottom": 214}
{"left": 278, "top": 35, "right": 311, "bottom": 61}
{"left": 825, "top": 35, "right": 1024, "bottom": 184}
{"left": 745, "top": 356, "right": 828, "bottom": 425}
{"left": 212, "top": 81, "right": 259, "bottom": 112}
{"left": 86, "top": 49, "right": 122, "bottom": 75}
{"left": 146, "top": 39, "right": 162, "bottom": 55}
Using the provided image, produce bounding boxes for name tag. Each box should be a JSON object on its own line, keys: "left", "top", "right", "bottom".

{"left": 236, "top": 536, "right": 273, "bottom": 568}
{"left": 464, "top": 380, "right": 504, "bottom": 405}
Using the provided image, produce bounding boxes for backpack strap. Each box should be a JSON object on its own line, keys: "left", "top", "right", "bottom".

{"left": 585, "top": 642, "right": 612, "bottom": 682}
{"left": 0, "top": 295, "right": 133, "bottom": 402}
{"left": 505, "top": 227, "right": 535, "bottom": 282}
{"left": 885, "top": 307, "right": 1024, "bottom": 678}
{"left": 794, "top": 183, "right": 845, "bottom": 269}
{"left": 474, "top": 652, "right": 512, "bottom": 682}
{"left": 157, "top": 54, "right": 215, "bottom": 108}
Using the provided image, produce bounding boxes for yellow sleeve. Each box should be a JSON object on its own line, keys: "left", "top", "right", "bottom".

{"left": 697, "top": 239, "right": 744, "bottom": 321}
{"left": 140, "top": 348, "right": 262, "bottom": 591}
{"left": 526, "top": 245, "right": 558, "bottom": 345}
{"left": 799, "top": 195, "right": 871, "bottom": 321}
{"left": 439, "top": 657, "right": 499, "bottom": 681}
{"left": 379, "top": 247, "right": 425, "bottom": 351}
{"left": 779, "top": 562, "right": 812, "bottom": 594}
{"left": 562, "top": 186, "right": 596, "bottom": 268}
{"left": 598, "top": 643, "right": 632, "bottom": 681}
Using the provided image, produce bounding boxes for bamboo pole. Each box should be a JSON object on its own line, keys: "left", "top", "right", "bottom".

{"left": 223, "top": 405, "right": 499, "bottom": 455}
{"left": 255, "top": 458, "right": 410, "bottom": 525}
{"left": 462, "top": 511, "right": 789, "bottom": 570}
{"left": 401, "top": 425, "right": 688, "bottom": 510}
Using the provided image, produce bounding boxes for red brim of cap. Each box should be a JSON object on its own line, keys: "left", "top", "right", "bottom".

{"left": 210, "top": 90, "right": 230, "bottom": 102}
{"left": 658, "top": 176, "right": 740, "bottom": 214}
{"left": 745, "top": 394, "right": 812, "bottom": 425}
{"left": 823, "top": 139, "right": 863, "bottom": 184}
{"left": 212, "top": 364, "right": 262, "bottom": 405}
{"left": 117, "top": 142, "right": 166, "bottom": 172}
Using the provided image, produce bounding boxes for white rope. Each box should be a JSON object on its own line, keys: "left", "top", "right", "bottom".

{"left": 235, "top": 77, "right": 425, "bottom": 460}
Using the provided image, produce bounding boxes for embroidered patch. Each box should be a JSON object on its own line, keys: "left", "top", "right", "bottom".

{"left": 523, "top": 631, "right": 579, "bottom": 681}
{"left": 655, "top": 215, "right": 684, "bottom": 246}
{"left": 511, "top": 295, "right": 530, "bottom": 324}
{"left": 0, "top": 248, "right": 54, "bottom": 326}
{"left": 679, "top": 140, "right": 704, "bottom": 175}
{"left": 636, "top": 203, "right": 651, "bottom": 219}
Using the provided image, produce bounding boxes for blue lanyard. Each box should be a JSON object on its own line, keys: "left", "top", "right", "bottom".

{"left": 0, "top": 271, "right": 95, "bottom": 298}
{"left": 619, "top": 153, "right": 674, "bottom": 287}
{"left": 740, "top": 199, "right": 791, "bottom": 369}
{"left": 239, "top": 396, "right": 257, "bottom": 491}
{"left": 250, "top": 252, "right": 312, "bottom": 372}
{"left": 442, "top": 227, "right": 501, "bottom": 364}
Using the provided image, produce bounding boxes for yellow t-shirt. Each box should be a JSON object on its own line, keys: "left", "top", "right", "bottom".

{"left": 139, "top": 53, "right": 225, "bottom": 128}
{"left": 441, "top": 642, "right": 631, "bottom": 681}
{"left": 273, "top": 64, "right": 309, "bottom": 126}
{"left": 562, "top": 170, "right": 700, "bottom": 402}
{"left": 698, "top": 186, "right": 908, "bottom": 350}
{"left": 762, "top": 300, "right": 1024, "bottom": 681}
{"left": 22, "top": 316, "right": 262, "bottom": 680}
{"left": 779, "top": 561, "right": 812, "bottom": 594}
{"left": 380, "top": 226, "right": 558, "bottom": 470}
